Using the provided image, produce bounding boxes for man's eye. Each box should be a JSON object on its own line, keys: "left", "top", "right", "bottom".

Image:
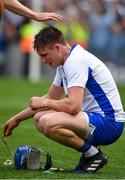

{"left": 42, "top": 54, "right": 47, "bottom": 58}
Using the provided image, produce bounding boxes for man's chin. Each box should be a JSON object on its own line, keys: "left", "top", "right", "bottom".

{"left": 49, "top": 64, "right": 57, "bottom": 68}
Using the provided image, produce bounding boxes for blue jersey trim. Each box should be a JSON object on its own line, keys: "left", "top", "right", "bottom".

{"left": 86, "top": 67, "right": 115, "bottom": 118}
{"left": 69, "top": 44, "right": 77, "bottom": 56}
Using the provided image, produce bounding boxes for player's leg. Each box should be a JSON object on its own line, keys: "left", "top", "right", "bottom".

{"left": 34, "top": 110, "right": 107, "bottom": 173}
{"left": 73, "top": 112, "right": 123, "bottom": 173}
{"left": 34, "top": 110, "right": 56, "bottom": 133}
{"left": 34, "top": 110, "right": 87, "bottom": 148}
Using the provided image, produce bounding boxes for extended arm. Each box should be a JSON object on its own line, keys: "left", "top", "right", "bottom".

{"left": 3, "top": 84, "right": 64, "bottom": 137}
{"left": 4, "top": 0, "right": 62, "bottom": 21}
{"left": 3, "top": 107, "right": 37, "bottom": 136}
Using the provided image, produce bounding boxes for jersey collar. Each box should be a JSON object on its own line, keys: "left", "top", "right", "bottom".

{"left": 69, "top": 44, "right": 77, "bottom": 56}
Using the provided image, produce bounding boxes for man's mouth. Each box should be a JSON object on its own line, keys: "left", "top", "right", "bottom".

{"left": 49, "top": 62, "right": 53, "bottom": 66}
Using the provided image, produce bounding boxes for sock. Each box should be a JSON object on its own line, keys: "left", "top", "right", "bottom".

{"left": 77, "top": 142, "right": 99, "bottom": 157}
{"left": 77, "top": 142, "right": 91, "bottom": 153}
{"left": 84, "top": 146, "right": 99, "bottom": 157}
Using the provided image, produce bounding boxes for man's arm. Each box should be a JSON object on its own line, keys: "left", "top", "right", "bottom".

{"left": 30, "top": 85, "right": 84, "bottom": 115}
{"left": 3, "top": 84, "right": 64, "bottom": 137}
{"left": 47, "top": 84, "right": 64, "bottom": 100}
{"left": 3, "top": 107, "right": 36, "bottom": 137}
{"left": 4, "top": 0, "right": 62, "bottom": 21}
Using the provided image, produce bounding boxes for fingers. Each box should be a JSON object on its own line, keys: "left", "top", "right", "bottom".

{"left": 4, "top": 131, "right": 12, "bottom": 137}
{"left": 29, "top": 96, "right": 40, "bottom": 110}
{"left": 29, "top": 104, "right": 37, "bottom": 111}
{"left": 36, "top": 12, "right": 63, "bottom": 22}
{"left": 3, "top": 124, "right": 11, "bottom": 137}
{"left": 29, "top": 98, "right": 35, "bottom": 110}
{"left": 49, "top": 13, "right": 63, "bottom": 21}
{"left": 3, "top": 120, "right": 19, "bottom": 137}
{"left": 3, "top": 124, "right": 8, "bottom": 137}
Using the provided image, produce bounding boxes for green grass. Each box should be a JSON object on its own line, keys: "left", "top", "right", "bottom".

{"left": 0, "top": 77, "right": 125, "bottom": 179}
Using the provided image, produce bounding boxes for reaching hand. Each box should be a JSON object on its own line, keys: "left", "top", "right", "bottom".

{"left": 3, "top": 119, "right": 19, "bottom": 137}
{"left": 33, "top": 12, "right": 63, "bottom": 21}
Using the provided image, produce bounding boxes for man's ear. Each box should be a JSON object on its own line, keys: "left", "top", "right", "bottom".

{"left": 55, "top": 43, "right": 60, "bottom": 51}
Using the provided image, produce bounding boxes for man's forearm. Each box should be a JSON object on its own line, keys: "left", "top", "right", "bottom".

{"left": 42, "top": 98, "right": 79, "bottom": 115}
{"left": 4, "top": 0, "right": 36, "bottom": 19}
{"left": 3, "top": 107, "right": 36, "bottom": 137}
{"left": 12, "top": 107, "right": 35, "bottom": 123}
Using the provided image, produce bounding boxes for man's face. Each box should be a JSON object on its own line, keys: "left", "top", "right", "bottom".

{"left": 37, "top": 44, "right": 63, "bottom": 68}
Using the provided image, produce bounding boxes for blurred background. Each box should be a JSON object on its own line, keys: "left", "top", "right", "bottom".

{"left": 0, "top": 0, "right": 125, "bottom": 83}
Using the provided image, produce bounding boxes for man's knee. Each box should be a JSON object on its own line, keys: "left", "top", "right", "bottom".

{"left": 34, "top": 113, "right": 39, "bottom": 123}
{"left": 39, "top": 114, "right": 57, "bottom": 136}
{"left": 34, "top": 111, "right": 46, "bottom": 123}
{"left": 34, "top": 110, "right": 56, "bottom": 123}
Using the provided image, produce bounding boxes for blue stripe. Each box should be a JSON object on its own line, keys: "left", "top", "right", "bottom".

{"left": 86, "top": 68, "right": 115, "bottom": 118}
{"left": 69, "top": 44, "right": 77, "bottom": 56}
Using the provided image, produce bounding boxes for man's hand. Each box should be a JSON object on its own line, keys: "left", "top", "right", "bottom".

{"left": 29, "top": 96, "right": 46, "bottom": 111}
{"left": 3, "top": 119, "right": 19, "bottom": 137}
{"left": 33, "top": 12, "right": 62, "bottom": 21}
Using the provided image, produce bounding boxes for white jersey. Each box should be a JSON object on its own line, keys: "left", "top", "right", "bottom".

{"left": 53, "top": 44, "right": 125, "bottom": 122}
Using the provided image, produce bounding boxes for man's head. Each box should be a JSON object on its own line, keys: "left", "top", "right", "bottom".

{"left": 34, "top": 26, "right": 69, "bottom": 68}
{"left": 34, "top": 26, "right": 67, "bottom": 50}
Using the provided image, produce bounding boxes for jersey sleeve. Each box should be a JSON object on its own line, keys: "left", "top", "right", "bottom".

{"left": 53, "top": 67, "right": 62, "bottom": 87}
{"left": 65, "top": 58, "right": 89, "bottom": 89}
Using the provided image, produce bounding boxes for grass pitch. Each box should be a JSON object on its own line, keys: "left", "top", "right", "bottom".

{"left": 0, "top": 77, "right": 125, "bottom": 179}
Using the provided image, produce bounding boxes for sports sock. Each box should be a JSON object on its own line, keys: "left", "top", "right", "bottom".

{"left": 77, "top": 142, "right": 99, "bottom": 157}
{"left": 84, "top": 145, "right": 99, "bottom": 157}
